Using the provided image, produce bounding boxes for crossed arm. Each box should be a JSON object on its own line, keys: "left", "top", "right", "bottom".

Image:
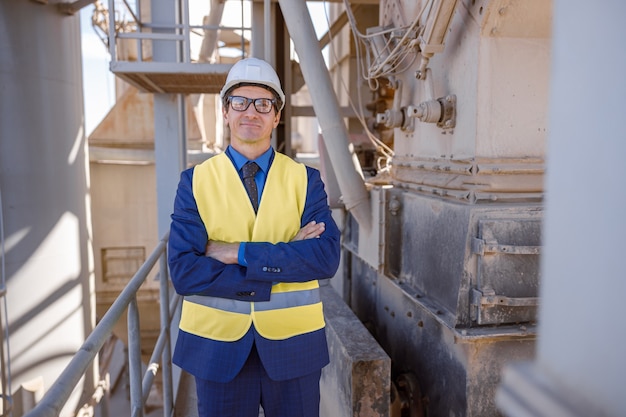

{"left": 205, "top": 220, "right": 327, "bottom": 264}
{"left": 168, "top": 166, "right": 341, "bottom": 301}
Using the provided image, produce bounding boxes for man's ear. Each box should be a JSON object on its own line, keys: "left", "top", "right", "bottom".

{"left": 273, "top": 111, "right": 281, "bottom": 127}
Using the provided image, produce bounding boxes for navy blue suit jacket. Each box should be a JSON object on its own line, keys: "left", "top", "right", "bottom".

{"left": 168, "top": 152, "right": 341, "bottom": 382}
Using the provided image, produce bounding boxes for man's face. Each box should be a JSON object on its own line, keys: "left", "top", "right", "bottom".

{"left": 223, "top": 85, "right": 281, "bottom": 148}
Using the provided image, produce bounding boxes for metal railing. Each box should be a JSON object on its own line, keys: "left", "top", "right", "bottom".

{"left": 105, "top": 0, "right": 250, "bottom": 64}
{"left": 23, "top": 232, "right": 180, "bottom": 417}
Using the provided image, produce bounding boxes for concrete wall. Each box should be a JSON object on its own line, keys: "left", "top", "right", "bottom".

{"left": 321, "top": 284, "right": 391, "bottom": 417}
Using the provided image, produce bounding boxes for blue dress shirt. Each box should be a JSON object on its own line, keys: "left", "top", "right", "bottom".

{"left": 225, "top": 146, "right": 273, "bottom": 265}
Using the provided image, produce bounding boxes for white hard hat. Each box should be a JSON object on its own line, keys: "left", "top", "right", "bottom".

{"left": 220, "top": 58, "right": 285, "bottom": 110}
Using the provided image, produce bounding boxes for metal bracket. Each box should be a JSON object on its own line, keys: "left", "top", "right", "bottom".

{"left": 471, "top": 288, "right": 539, "bottom": 308}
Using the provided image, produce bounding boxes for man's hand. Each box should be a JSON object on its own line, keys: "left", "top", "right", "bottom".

{"left": 205, "top": 241, "right": 240, "bottom": 264}
{"left": 206, "top": 221, "right": 324, "bottom": 264}
{"left": 291, "top": 221, "right": 325, "bottom": 242}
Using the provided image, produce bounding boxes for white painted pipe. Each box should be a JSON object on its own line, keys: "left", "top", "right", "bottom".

{"left": 277, "top": 0, "right": 372, "bottom": 231}
{"left": 198, "top": 0, "right": 226, "bottom": 63}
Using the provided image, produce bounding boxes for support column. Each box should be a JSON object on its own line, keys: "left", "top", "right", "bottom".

{"left": 152, "top": 1, "right": 187, "bottom": 238}
{"left": 154, "top": 95, "right": 186, "bottom": 237}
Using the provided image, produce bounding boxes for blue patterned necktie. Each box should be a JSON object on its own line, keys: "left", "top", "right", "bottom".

{"left": 242, "top": 162, "right": 260, "bottom": 212}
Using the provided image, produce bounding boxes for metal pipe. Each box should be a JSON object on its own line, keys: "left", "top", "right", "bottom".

{"left": 240, "top": 0, "right": 245, "bottom": 57}
{"left": 159, "top": 254, "right": 174, "bottom": 415}
{"left": 277, "top": 0, "right": 372, "bottom": 231}
{"left": 138, "top": 270, "right": 179, "bottom": 409}
{"left": 107, "top": 0, "right": 116, "bottom": 61}
{"left": 137, "top": 0, "right": 144, "bottom": 63}
{"left": 264, "top": 0, "right": 271, "bottom": 61}
{"left": 198, "top": 0, "right": 226, "bottom": 62}
{"left": 128, "top": 299, "right": 143, "bottom": 417}
{"left": 181, "top": 0, "right": 191, "bottom": 63}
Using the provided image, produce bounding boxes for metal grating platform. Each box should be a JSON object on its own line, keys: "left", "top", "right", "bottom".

{"left": 110, "top": 62, "right": 233, "bottom": 94}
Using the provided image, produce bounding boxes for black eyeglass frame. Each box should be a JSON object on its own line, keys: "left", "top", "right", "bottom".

{"left": 227, "top": 96, "right": 278, "bottom": 114}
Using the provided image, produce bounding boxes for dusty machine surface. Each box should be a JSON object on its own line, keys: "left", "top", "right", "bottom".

{"left": 330, "top": 0, "right": 550, "bottom": 415}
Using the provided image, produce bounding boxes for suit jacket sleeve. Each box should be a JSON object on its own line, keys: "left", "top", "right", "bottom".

{"left": 167, "top": 168, "right": 273, "bottom": 301}
{"left": 243, "top": 166, "right": 341, "bottom": 283}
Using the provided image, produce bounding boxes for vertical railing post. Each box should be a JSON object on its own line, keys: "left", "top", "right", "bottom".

{"left": 22, "top": 235, "right": 171, "bottom": 417}
{"left": 240, "top": 0, "right": 245, "bottom": 56}
{"left": 98, "top": 375, "right": 110, "bottom": 417}
{"left": 182, "top": 0, "right": 191, "bottom": 63}
{"left": 136, "top": 0, "right": 144, "bottom": 62}
{"left": 107, "top": 0, "right": 117, "bottom": 62}
{"left": 128, "top": 298, "right": 144, "bottom": 417}
{"left": 159, "top": 253, "right": 173, "bottom": 416}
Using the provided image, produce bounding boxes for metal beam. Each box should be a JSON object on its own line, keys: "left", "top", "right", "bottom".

{"left": 318, "top": 6, "right": 360, "bottom": 50}
{"left": 57, "top": 0, "right": 97, "bottom": 15}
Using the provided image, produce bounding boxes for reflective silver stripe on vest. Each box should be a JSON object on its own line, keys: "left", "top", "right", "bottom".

{"left": 184, "top": 288, "right": 320, "bottom": 313}
{"left": 185, "top": 295, "right": 251, "bottom": 314}
{"left": 254, "top": 288, "right": 321, "bottom": 312}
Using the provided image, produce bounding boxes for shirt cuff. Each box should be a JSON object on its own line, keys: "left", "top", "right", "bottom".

{"left": 238, "top": 242, "right": 248, "bottom": 266}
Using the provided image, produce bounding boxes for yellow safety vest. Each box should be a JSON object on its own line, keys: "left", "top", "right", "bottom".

{"left": 179, "top": 152, "right": 325, "bottom": 341}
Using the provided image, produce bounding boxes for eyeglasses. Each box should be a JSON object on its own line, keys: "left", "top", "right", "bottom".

{"left": 228, "top": 96, "right": 277, "bottom": 114}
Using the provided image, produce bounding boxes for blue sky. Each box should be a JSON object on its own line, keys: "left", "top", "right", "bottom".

{"left": 80, "top": 6, "right": 116, "bottom": 136}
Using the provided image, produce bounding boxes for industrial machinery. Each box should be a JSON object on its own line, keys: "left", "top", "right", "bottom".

{"left": 2, "top": 0, "right": 624, "bottom": 417}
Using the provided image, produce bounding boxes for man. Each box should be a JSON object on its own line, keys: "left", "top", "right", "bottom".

{"left": 168, "top": 57, "right": 341, "bottom": 417}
